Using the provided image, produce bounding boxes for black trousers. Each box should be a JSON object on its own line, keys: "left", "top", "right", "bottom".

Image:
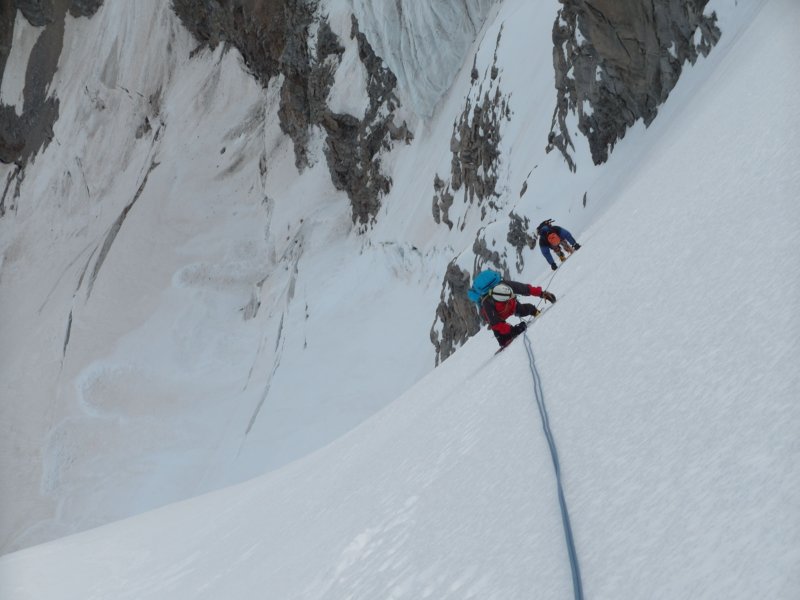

{"left": 493, "top": 303, "right": 538, "bottom": 346}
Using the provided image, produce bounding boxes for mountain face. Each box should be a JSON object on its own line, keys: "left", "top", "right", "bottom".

{"left": 0, "top": 0, "right": 722, "bottom": 229}
{"left": 550, "top": 0, "right": 721, "bottom": 166}
{"left": 172, "top": 0, "right": 411, "bottom": 226}
{"left": 0, "top": 0, "right": 103, "bottom": 170}
{"left": 429, "top": 0, "right": 721, "bottom": 362}
{"left": 0, "top": 0, "right": 723, "bottom": 553}
{"left": 0, "top": 0, "right": 101, "bottom": 219}
{"left": 165, "top": 0, "right": 722, "bottom": 362}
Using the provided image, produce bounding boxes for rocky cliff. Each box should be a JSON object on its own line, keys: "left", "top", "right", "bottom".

{"left": 430, "top": 0, "right": 721, "bottom": 363}
{"left": 0, "top": 0, "right": 104, "bottom": 215}
{"left": 172, "top": 0, "right": 410, "bottom": 226}
{"left": 550, "top": 0, "right": 721, "bottom": 165}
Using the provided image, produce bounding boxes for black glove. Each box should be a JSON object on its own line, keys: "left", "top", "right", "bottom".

{"left": 512, "top": 322, "right": 527, "bottom": 336}
{"left": 573, "top": 243, "right": 581, "bottom": 250}
{"left": 551, "top": 264, "right": 558, "bottom": 271}
{"left": 541, "top": 291, "right": 557, "bottom": 304}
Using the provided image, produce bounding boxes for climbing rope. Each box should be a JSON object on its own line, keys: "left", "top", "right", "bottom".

{"left": 534, "top": 262, "right": 561, "bottom": 310}
{"left": 522, "top": 332, "right": 584, "bottom": 600}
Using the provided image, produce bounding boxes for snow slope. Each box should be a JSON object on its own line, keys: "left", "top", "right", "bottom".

{"left": 351, "top": 0, "right": 497, "bottom": 116}
{"left": 2, "top": 0, "right": 586, "bottom": 550}
{"left": 1, "top": 0, "right": 797, "bottom": 596}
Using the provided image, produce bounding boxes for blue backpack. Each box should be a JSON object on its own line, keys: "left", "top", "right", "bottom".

{"left": 467, "top": 270, "right": 502, "bottom": 305}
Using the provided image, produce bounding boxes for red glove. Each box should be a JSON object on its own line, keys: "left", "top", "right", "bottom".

{"left": 528, "top": 285, "right": 543, "bottom": 296}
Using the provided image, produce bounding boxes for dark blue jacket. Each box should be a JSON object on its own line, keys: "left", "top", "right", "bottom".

{"left": 538, "top": 225, "right": 577, "bottom": 268}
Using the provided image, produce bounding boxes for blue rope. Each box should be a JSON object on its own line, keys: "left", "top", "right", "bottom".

{"left": 522, "top": 332, "right": 584, "bottom": 600}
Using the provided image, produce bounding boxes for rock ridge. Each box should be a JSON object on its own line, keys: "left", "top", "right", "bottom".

{"left": 550, "top": 0, "right": 721, "bottom": 166}
{"left": 171, "top": 1, "right": 411, "bottom": 226}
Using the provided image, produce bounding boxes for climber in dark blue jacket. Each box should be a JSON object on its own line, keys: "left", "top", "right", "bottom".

{"left": 536, "top": 220, "right": 581, "bottom": 270}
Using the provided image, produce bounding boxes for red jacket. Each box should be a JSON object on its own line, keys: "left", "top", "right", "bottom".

{"left": 479, "top": 280, "right": 543, "bottom": 335}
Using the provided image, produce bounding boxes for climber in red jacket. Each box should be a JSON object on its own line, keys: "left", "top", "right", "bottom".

{"left": 479, "top": 279, "right": 556, "bottom": 347}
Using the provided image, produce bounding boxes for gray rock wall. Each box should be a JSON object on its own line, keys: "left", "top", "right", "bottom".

{"left": 430, "top": 225, "right": 521, "bottom": 364}
{"left": 321, "top": 15, "right": 411, "bottom": 227}
{"left": 432, "top": 1, "right": 722, "bottom": 363}
{"left": 506, "top": 212, "right": 536, "bottom": 273}
{"left": 350, "top": 0, "right": 496, "bottom": 117}
{"left": 429, "top": 262, "right": 481, "bottom": 366}
{"left": 0, "top": 0, "right": 13, "bottom": 72}
{"left": 432, "top": 28, "right": 509, "bottom": 232}
{"left": 15, "top": 0, "right": 57, "bottom": 27}
{"left": 429, "top": 30, "right": 517, "bottom": 364}
{"left": 0, "top": 0, "right": 104, "bottom": 216}
{"left": 68, "top": 0, "right": 102, "bottom": 18}
{"left": 550, "top": 0, "right": 720, "bottom": 165}
{"left": 172, "top": 1, "right": 411, "bottom": 226}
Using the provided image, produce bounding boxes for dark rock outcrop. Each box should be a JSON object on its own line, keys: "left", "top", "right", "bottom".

{"left": 172, "top": 0, "right": 316, "bottom": 168}
{"left": 431, "top": 49, "right": 522, "bottom": 366}
{"left": 432, "top": 2, "right": 723, "bottom": 362}
{"left": 431, "top": 173, "right": 454, "bottom": 229}
{"left": 452, "top": 30, "right": 508, "bottom": 208}
{"left": 0, "top": 164, "right": 23, "bottom": 215}
{"left": 278, "top": 5, "right": 333, "bottom": 170}
{"left": 320, "top": 15, "right": 409, "bottom": 227}
{"left": 432, "top": 27, "right": 509, "bottom": 230}
{"left": 551, "top": 0, "right": 721, "bottom": 165}
{"left": 0, "top": 0, "right": 104, "bottom": 173}
{"left": 430, "top": 227, "right": 513, "bottom": 364}
{"left": 171, "top": 0, "right": 288, "bottom": 83}
{"left": 471, "top": 232, "right": 507, "bottom": 275}
{"left": 0, "top": 105, "right": 24, "bottom": 163}
{"left": 172, "top": 2, "right": 410, "bottom": 226}
{"left": 450, "top": 86, "right": 508, "bottom": 211}
{"left": 16, "top": 0, "right": 57, "bottom": 27}
{"left": 15, "top": 0, "right": 103, "bottom": 23}
{"left": 1, "top": 0, "right": 16, "bottom": 78}
{"left": 429, "top": 262, "right": 481, "bottom": 366}
{"left": 68, "top": 0, "right": 103, "bottom": 18}
{"left": 507, "top": 212, "right": 536, "bottom": 272}
{"left": 0, "top": 0, "right": 65, "bottom": 171}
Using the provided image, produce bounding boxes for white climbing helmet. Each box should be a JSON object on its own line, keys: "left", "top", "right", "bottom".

{"left": 491, "top": 283, "right": 514, "bottom": 301}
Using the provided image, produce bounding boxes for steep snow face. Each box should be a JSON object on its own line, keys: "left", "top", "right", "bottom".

{"left": 0, "top": 1, "right": 270, "bottom": 551}
{"left": 0, "top": 2, "right": 797, "bottom": 595}
{"left": 0, "top": 0, "right": 774, "bottom": 558}
{"left": 350, "top": 0, "right": 497, "bottom": 117}
{"left": 1, "top": 0, "right": 446, "bottom": 553}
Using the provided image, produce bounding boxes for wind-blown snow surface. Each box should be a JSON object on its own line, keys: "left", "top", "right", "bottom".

{"left": 351, "top": 0, "right": 497, "bottom": 116}
{"left": 1, "top": 0, "right": 798, "bottom": 596}
{"left": 0, "top": 0, "right": 445, "bottom": 551}
{"left": 0, "top": 0, "right": 596, "bottom": 551}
